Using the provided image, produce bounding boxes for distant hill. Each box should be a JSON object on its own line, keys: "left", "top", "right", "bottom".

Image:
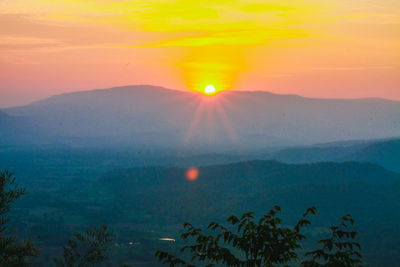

{"left": 0, "top": 109, "right": 55, "bottom": 146}
{"left": 98, "top": 160, "right": 400, "bottom": 224}
{"left": 3, "top": 85, "right": 400, "bottom": 149}
{"left": 98, "top": 160, "right": 400, "bottom": 266}
{"left": 0, "top": 110, "right": 8, "bottom": 120}
{"left": 271, "top": 138, "right": 400, "bottom": 172}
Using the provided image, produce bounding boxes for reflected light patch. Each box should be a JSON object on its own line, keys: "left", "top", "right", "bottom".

{"left": 186, "top": 167, "right": 199, "bottom": 181}
{"left": 159, "top": 238, "right": 176, "bottom": 242}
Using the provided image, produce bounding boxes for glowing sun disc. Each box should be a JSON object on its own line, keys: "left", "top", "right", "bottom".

{"left": 204, "top": 85, "right": 216, "bottom": 94}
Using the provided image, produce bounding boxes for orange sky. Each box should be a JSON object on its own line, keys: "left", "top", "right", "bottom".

{"left": 1, "top": 0, "right": 399, "bottom": 107}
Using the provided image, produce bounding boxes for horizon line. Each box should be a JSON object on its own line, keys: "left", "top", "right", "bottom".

{"left": 1, "top": 84, "right": 399, "bottom": 109}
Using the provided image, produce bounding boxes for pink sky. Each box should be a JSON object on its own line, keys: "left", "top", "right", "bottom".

{"left": 1, "top": 0, "right": 399, "bottom": 107}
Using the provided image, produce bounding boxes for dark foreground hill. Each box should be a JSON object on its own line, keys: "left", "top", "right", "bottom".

{"left": 97, "top": 160, "right": 400, "bottom": 266}
{"left": 8, "top": 158, "right": 400, "bottom": 266}
{"left": 99, "top": 160, "right": 399, "bottom": 222}
{"left": 2, "top": 85, "right": 399, "bottom": 149}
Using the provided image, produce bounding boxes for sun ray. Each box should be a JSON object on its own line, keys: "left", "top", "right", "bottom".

{"left": 182, "top": 91, "right": 241, "bottom": 148}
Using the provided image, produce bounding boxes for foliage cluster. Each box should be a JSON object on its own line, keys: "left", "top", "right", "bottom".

{"left": 156, "top": 206, "right": 363, "bottom": 267}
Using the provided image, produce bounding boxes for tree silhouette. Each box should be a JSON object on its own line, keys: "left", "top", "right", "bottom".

{"left": 54, "top": 225, "right": 114, "bottom": 267}
{"left": 155, "top": 206, "right": 363, "bottom": 267}
{"left": 0, "top": 170, "right": 39, "bottom": 266}
{"left": 156, "top": 206, "right": 316, "bottom": 267}
{"left": 302, "top": 215, "right": 363, "bottom": 267}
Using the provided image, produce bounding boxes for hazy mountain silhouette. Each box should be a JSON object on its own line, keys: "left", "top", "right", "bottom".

{"left": 0, "top": 110, "right": 48, "bottom": 146}
{"left": 270, "top": 138, "right": 400, "bottom": 172}
{"left": 0, "top": 110, "right": 7, "bottom": 119}
{"left": 2, "top": 85, "right": 399, "bottom": 150}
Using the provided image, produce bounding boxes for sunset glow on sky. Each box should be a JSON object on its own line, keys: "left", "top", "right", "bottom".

{"left": 1, "top": 0, "right": 399, "bottom": 106}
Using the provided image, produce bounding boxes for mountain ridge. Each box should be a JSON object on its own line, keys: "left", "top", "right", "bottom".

{"left": 4, "top": 85, "right": 399, "bottom": 110}
{"left": 2, "top": 85, "right": 399, "bottom": 149}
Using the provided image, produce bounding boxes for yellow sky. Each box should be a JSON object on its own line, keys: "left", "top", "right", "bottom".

{"left": 1, "top": 0, "right": 399, "bottom": 106}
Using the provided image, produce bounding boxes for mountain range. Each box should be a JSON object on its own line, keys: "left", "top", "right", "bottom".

{"left": 1, "top": 86, "right": 399, "bottom": 266}
{"left": 1, "top": 85, "right": 399, "bottom": 150}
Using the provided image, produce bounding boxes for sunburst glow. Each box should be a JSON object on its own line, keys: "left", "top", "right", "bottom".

{"left": 204, "top": 85, "right": 216, "bottom": 95}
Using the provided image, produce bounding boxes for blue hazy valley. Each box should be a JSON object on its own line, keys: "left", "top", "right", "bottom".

{"left": 1, "top": 86, "right": 399, "bottom": 266}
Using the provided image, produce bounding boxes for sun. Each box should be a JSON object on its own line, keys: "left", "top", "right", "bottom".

{"left": 204, "top": 84, "right": 216, "bottom": 95}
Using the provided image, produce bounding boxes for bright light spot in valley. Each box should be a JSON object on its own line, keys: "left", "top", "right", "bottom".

{"left": 159, "top": 238, "right": 176, "bottom": 242}
{"left": 186, "top": 167, "right": 199, "bottom": 181}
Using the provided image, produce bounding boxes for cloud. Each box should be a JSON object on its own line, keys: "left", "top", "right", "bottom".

{"left": 263, "top": 73, "right": 292, "bottom": 78}
{"left": 307, "top": 66, "right": 394, "bottom": 71}
{"left": 0, "top": 0, "right": 327, "bottom": 48}
{"left": 0, "top": 36, "right": 61, "bottom": 49}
